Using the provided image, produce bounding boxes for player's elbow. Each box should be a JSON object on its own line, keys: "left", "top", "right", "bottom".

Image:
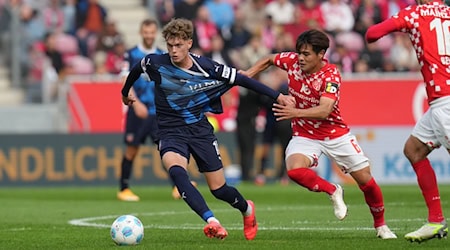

{"left": 316, "top": 107, "right": 333, "bottom": 120}
{"left": 317, "top": 112, "right": 331, "bottom": 120}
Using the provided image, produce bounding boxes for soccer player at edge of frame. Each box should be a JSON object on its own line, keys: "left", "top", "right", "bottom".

{"left": 121, "top": 18, "right": 295, "bottom": 240}
{"left": 365, "top": 0, "right": 449, "bottom": 243}
{"left": 239, "top": 29, "right": 397, "bottom": 239}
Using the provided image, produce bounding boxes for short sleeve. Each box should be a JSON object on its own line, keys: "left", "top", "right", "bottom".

{"left": 274, "top": 52, "right": 298, "bottom": 71}
{"left": 321, "top": 66, "right": 341, "bottom": 100}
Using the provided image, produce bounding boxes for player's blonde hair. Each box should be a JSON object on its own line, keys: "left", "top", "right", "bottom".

{"left": 162, "top": 18, "right": 193, "bottom": 41}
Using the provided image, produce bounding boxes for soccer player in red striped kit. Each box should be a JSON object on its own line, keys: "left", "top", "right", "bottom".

{"left": 365, "top": 0, "right": 449, "bottom": 243}
{"left": 241, "top": 29, "right": 397, "bottom": 239}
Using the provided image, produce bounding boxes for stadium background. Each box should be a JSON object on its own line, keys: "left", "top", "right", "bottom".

{"left": 0, "top": 0, "right": 449, "bottom": 187}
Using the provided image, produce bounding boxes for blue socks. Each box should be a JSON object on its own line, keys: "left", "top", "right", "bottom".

{"left": 169, "top": 166, "right": 213, "bottom": 222}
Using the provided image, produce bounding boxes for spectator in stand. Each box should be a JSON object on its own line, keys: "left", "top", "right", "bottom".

{"left": 26, "top": 32, "right": 71, "bottom": 103}
{"left": 174, "top": 0, "right": 204, "bottom": 21}
{"left": 353, "top": 58, "right": 370, "bottom": 73}
{"left": 389, "top": 33, "right": 419, "bottom": 72}
{"left": 204, "top": 34, "right": 235, "bottom": 67}
{"left": 62, "top": 0, "right": 76, "bottom": 34}
{"left": 26, "top": 42, "right": 47, "bottom": 103}
{"left": 271, "top": 32, "right": 295, "bottom": 53}
{"left": 19, "top": 3, "right": 46, "bottom": 86}
{"left": 359, "top": 42, "right": 385, "bottom": 72}
{"left": 261, "top": 15, "right": 280, "bottom": 51}
{"left": 353, "top": 0, "right": 383, "bottom": 37}
{"left": 265, "top": 0, "right": 296, "bottom": 26}
{"left": 237, "top": 0, "right": 266, "bottom": 35}
{"left": 41, "top": 0, "right": 65, "bottom": 34}
{"left": 74, "top": 0, "right": 107, "bottom": 57}
{"left": 204, "top": 0, "right": 234, "bottom": 39}
{"left": 20, "top": 4, "right": 46, "bottom": 46}
{"left": 235, "top": 34, "right": 270, "bottom": 82}
{"left": 320, "top": 0, "right": 354, "bottom": 36}
{"left": 329, "top": 43, "right": 353, "bottom": 74}
{"left": 44, "top": 32, "right": 69, "bottom": 78}
{"left": 95, "top": 19, "right": 124, "bottom": 53}
{"left": 192, "top": 5, "right": 218, "bottom": 54}
{"left": 225, "top": 8, "right": 252, "bottom": 50}
{"left": 42, "top": 31, "right": 71, "bottom": 101}
{"left": 295, "top": 0, "right": 325, "bottom": 33}
{"left": 154, "top": 0, "right": 175, "bottom": 26}
{"left": 104, "top": 40, "right": 126, "bottom": 74}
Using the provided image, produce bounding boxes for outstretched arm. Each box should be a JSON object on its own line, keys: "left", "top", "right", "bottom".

{"left": 121, "top": 63, "right": 144, "bottom": 105}
{"left": 240, "top": 54, "right": 277, "bottom": 78}
{"left": 235, "top": 73, "right": 295, "bottom": 106}
{"left": 365, "top": 18, "right": 398, "bottom": 43}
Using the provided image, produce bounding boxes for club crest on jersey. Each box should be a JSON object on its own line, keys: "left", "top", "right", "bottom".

{"left": 312, "top": 80, "right": 321, "bottom": 91}
{"left": 325, "top": 82, "right": 339, "bottom": 93}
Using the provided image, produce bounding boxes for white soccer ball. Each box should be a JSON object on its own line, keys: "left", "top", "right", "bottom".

{"left": 110, "top": 215, "right": 144, "bottom": 246}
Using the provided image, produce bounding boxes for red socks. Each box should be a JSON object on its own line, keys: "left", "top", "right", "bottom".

{"left": 287, "top": 168, "right": 336, "bottom": 195}
{"left": 412, "top": 158, "right": 444, "bottom": 223}
{"left": 359, "top": 178, "right": 385, "bottom": 228}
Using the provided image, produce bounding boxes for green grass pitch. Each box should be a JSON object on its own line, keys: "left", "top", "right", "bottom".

{"left": 1, "top": 183, "right": 448, "bottom": 249}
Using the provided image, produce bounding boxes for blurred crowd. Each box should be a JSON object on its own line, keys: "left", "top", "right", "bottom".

{"left": 0, "top": 0, "right": 421, "bottom": 103}
{"left": 153, "top": 0, "right": 421, "bottom": 75}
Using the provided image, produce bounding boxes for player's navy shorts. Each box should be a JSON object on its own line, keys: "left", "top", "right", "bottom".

{"left": 158, "top": 118, "right": 223, "bottom": 173}
{"left": 124, "top": 109, "right": 158, "bottom": 146}
{"left": 262, "top": 110, "right": 276, "bottom": 144}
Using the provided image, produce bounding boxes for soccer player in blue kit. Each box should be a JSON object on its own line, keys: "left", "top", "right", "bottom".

{"left": 117, "top": 18, "right": 166, "bottom": 202}
{"left": 121, "top": 18, "right": 295, "bottom": 240}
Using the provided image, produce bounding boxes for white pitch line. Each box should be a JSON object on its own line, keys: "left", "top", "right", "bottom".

{"left": 68, "top": 206, "right": 423, "bottom": 231}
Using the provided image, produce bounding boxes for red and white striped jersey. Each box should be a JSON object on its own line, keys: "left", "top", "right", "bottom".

{"left": 274, "top": 52, "right": 350, "bottom": 140}
{"left": 392, "top": 1, "right": 450, "bottom": 103}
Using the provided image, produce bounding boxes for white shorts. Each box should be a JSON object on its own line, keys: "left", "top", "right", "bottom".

{"left": 285, "top": 133, "right": 370, "bottom": 173}
{"left": 412, "top": 96, "right": 450, "bottom": 150}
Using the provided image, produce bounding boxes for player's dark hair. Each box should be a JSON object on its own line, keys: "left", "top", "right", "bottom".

{"left": 162, "top": 18, "right": 193, "bottom": 41}
{"left": 296, "top": 29, "right": 330, "bottom": 55}
{"left": 141, "top": 18, "right": 158, "bottom": 28}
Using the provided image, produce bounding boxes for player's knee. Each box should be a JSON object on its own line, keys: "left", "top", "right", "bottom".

{"left": 168, "top": 166, "right": 188, "bottom": 182}
{"left": 350, "top": 166, "right": 372, "bottom": 185}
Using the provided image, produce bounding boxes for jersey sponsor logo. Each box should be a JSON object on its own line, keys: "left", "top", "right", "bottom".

{"left": 300, "top": 83, "right": 311, "bottom": 95}
{"left": 325, "top": 82, "right": 339, "bottom": 93}
{"left": 188, "top": 80, "right": 222, "bottom": 92}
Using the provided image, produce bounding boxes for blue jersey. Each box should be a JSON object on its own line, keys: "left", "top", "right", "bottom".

{"left": 122, "top": 45, "right": 165, "bottom": 115}
{"left": 138, "top": 53, "right": 237, "bottom": 128}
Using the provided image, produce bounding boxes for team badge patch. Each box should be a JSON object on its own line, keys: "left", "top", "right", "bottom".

{"left": 325, "top": 82, "right": 339, "bottom": 93}
{"left": 312, "top": 80, "right": 321, "bottom": 91}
